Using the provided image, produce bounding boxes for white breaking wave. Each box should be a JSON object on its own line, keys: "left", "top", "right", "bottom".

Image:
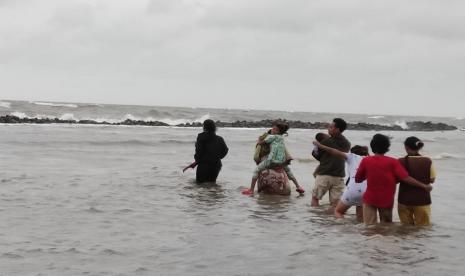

{"left": 10, "top": 112, "right": 29, "bottom": 118}
{"left": 59, "top": 113, "right": 78, "bottom": 121}
{"left": 432, "top": 153, "right": 465, "bottom": 160}
{"left": 394, "top": 120, "right": 409, "bottom": 130}
{"left": 159, "top": 114, "right": 211, "bottom": 126}
{"left": 368, "top": 115, "right": 385, "bottom": 119}
{"left": 33, "top": 102, "right": 78, "bottom": 108}
{"left": 0, "top": 101, "right": 11, "bottom": 108}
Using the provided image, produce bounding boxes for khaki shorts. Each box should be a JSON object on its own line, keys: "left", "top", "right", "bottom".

{"left": 363, "top": 204, "right": 393, "bottom": 225}
{"left": 312, "top": 175, "right": 345, "bottom": 204}
{"left": 398, "top": 203, "right": 431, "bottom": 226}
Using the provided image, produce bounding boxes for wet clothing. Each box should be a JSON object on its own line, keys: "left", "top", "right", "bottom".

{"left": 264, "top": 135, "right": 286, "bottom": 164}
{"left": 398, "top": 156, "right": 435, "bottom": 206}
{"left": 194, "top": 132, "right": 228, "bottom": 183}
{"left": 340, "top": 153, "right": 367, "bottom": 207}
{"left": 312, "top": 175, "right": 345, "bottom": 204}
{"left": 355, "top": 155, "right": 409, "bottom": 209}
{"left": 254, "top": 132, "right": 292, "bottom": 164}
{"left": 252, "top": 135, "right": 296, "bottom": 181}
{"left": 398, "top": 203, "right": 431, "bottom": 226}
{"left": 314, "top": 135, "right": 351, "bottom": 177}
{"left": 398, "top": 155, "right": 435, "bottom": 226}
{"left": 363, "top": 204, "right": 393, "bottom": 225}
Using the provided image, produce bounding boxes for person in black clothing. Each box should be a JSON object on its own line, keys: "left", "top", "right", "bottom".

{"left": 183, "top": 119, "right": 228, "bottom": 183}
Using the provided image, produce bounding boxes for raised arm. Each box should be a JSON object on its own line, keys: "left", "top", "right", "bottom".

{"left": 313, "top": 141, "right": 348, "bottom": 160}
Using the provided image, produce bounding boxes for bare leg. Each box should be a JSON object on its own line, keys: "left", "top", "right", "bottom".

{"left": 356, "top": 206, "right": 363, "bottom": 223}
{"left": 249, "top": 177, "right": 258, "bottom": 192}
{"left": 334, "top": 201, "right": 351, "bottom": 219}
{"left": 311, "top": 196, "right": 320, "bottom": 207}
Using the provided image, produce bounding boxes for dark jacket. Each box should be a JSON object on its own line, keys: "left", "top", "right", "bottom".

{"left": 194, "top": 132, "right": 228, "bottom": 165}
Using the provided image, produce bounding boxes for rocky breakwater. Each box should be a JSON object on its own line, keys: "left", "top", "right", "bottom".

{"left": 177, "top": 119, "right": 458, "bottom": 131}
{"left": 0, "top": 115, "right": 169, "bottom": 127}
{"left": 0, "top": 115, "right": 458, "bottom": 131}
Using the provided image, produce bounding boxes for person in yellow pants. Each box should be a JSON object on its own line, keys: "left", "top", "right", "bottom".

{"left": 398, "top": 136, "right": 436, "bottom": 226}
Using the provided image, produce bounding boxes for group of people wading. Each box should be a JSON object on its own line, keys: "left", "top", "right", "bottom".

{"left": 184, "top": 118, "right": 436, "bottom": 226}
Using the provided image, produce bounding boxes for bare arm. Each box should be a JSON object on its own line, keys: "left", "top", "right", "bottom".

{"left": 313, "top": 141, "right": 348, "bottom": 160}
{"left": 183, "top": 161, "right": 197, "bottom": 173}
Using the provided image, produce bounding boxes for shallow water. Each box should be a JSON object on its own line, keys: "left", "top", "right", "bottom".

{"left": 1, "top": 124, "right": 464, "bottom": 275}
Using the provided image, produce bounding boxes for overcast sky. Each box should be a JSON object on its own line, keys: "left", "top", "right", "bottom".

{"left": 1, "top": 0, "right": 464, "bottom": 117}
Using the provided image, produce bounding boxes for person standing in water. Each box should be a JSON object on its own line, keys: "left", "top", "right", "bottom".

{"left": 183, "top": 119, "right": 228, "bottom": 183}
{"left": 243, "top": 122, "right": 304, "bottom": 195}
{"left": 355, "top": 134, "right": 432, "bottom": 225}
{"left": 398, "top": 136, "right": 436, "bottom": 226}
{"left": 313, "top": 142, "right": 369, "bottom": 222}
{"left": 311, "top": 118, "right": 351, "bottom": 207}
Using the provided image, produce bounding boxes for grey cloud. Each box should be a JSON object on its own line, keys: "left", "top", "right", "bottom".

{"left": 1, "top": 0, "right": 464, "bottom": 116}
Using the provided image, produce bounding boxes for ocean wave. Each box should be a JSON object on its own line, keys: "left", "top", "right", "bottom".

{"left": 0, "top": 101, "right": 11, "bottom": 108}
{"left": 6, "top": 112, "right": 210, "bottom": 126}
{"left": 432, "top": 153, "right": 465, "bottom": 160}
{"left": 59, "top": 113, "right": 78, "bottom": 121}
{"left": 394, "top": 120, "right": 409, "bottom": 130}
{"left": 10, "top": 112, "right": 29, "bottom": 118}
{"left": 368, "top": 115, "right": 385, "bottom": 119}
{"left": 159, "top": 114, "right": 211, "bottom": 125}
{"left": 160, "top": 139, "right": 195, "bottom": 145}
{"left": 32, "top": 102, "right": 78, "bottom": 108}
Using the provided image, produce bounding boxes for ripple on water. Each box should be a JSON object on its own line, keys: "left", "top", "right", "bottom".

{"left": 86, "top": 207, "right": 104, "bottom": 213}
{"left": 101, "top": 249, "right": 125, "bottom": 256}
{"left": 1, "top": 252, "right": 24, "bottom": 259}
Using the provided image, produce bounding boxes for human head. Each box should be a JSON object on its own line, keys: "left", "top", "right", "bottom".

{"left": 315, "top": 132, "right": 330, "bottom": 142}
{"left": 203, "top": 119, "right": 216, "bottom": 133}
{"left": 271, "top": 122, "right": 289, "bottom": 135}
{"left": 351, "top": 145, "right": 369, "bottom": 156}
{"left": 404, "top": 136, "right": 424, "bottom": 154}
{"left": 370, "top": 134, "right": 390, "bottom": 154}
{"left": 328, "top": 118, "right": 347, "bottom": 136}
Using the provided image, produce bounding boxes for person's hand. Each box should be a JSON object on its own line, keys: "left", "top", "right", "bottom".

{"left": 242, "top": 188, "right": 254, "bottom": 195}
{"left": 424, "top": 184, "right": 433, "bottom": 192}
{"left": 182, "top": 163, "right": 196, "bottom": 173}
{"left": 313, "top": 140, "right": 321, "bottom": 147}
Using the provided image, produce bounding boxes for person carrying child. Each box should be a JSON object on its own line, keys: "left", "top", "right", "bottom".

{"left": 311, "top": 118, "right": 351, "bottom": 207}
{"left": 243, "top": 122, "right": 304, "bottom": 195}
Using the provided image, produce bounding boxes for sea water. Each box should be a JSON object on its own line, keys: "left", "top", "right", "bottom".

{"left": 1, "top": 121, "right": 465, "bottom": 275}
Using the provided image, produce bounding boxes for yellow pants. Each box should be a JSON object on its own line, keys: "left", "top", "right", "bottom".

{"left": 398, "top": 203, "right": 431, "bottom": 226}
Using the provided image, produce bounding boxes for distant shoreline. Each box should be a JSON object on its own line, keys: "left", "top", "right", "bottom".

{"left": 0, "top": 115, "right": 457, "bottom": 131}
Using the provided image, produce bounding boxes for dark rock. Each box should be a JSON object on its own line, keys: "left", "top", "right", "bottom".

{"left": 0, "top": 115, "right": 457, "bottom": 131}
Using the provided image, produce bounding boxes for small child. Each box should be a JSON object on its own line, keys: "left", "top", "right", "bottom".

{"left": 311, "top": 132, "right": 330, "bottom": 178}
{"left": 243, "top": 122, "right": 303, "bottom": 195}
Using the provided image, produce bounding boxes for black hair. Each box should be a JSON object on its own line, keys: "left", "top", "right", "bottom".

{"left": 333, "top": 118, "right": 347, "bottom": 133}
{"left": 404, "top": 136, "right": 424, "bottom": 151}
{"left": 351, "top": 145, "right": 369, "bottom": 156}
{"left": 370, "top": 134, "right": 390, "bottom": 154}
{"left": 315, "top": 132, "right": 329, "bottom": 142}
{"left": 273, "top": 122, "right": 289, "bottom": 135}
{"left": 203, "top": 119, "right": 216, "bottom": 133}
